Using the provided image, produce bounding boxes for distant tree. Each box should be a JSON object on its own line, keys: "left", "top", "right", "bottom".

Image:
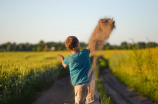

{"left": 37, "top": 46, "right": 42, "bottom": 51}
{"left": 111, "top": 45, "right": 119, "bottom": 50}
{"left": 80, "top": 42, "right": 88, "bottom": 50}
{"left": 104, "top": 43, "right": 111, "bottom": 50}
{"left": 12, "top": 42, "right": 16, "bottom": 51}
{"left": 25, "top": 42, "right": 30, "bottom": 51}
{"left": 39, "top": 40, "right": 44, "bottom": 46}
{"left": 57, "top": 46, "right": 62, "bottom": 51}
{"left": 37, "top": 40, "right": 45, "bottom": 51}
{"left": 18, "top": 44, "right": 24, "bottom": 51}
{"left": 146, "top": 42, "right": 157, "bottom": 48}
{"left": 0, "top": 43, "right": 7, "bottom": 51}
{"left": 0, "top": 48, "right": 3, "bottom": 52}
{"left": 32, "top": 47, "right": 36, "bottom": 51}
{"left": 137, "top": 42, "right": 146, "bottom": 49}
{"left": 121, "top": 42, "right": 128, "bottom": 49}
{"left": 105, "top": 46, "right": 110, "bottom": 50}
{"left": 7, "top": 42, "right": 11, "bottom": 51}
{"left": 39, "top": 40, "right": 44, "bottom": 44}
{"left": 128, "top": 43, "right": 132, "bottom": 49}
{"left": 1, "top": 40, "right": 157, "bottom": 52}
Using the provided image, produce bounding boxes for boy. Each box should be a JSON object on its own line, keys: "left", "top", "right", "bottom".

{"left": 57, "top": 36, "right": 100, "bottom": 104}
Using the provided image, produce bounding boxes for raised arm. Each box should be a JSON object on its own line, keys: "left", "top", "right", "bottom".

{"left": 86, "top": 45, "right": 91, "bottom": 50}
{"left": 57, "top": 54, "right": 68, "bottom": 68}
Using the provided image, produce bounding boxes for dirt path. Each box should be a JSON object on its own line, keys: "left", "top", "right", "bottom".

{"left": 100, "top": 68, "right": 158, "bottom": 104}
{"left": 32, "top": 75, "right": 73, "bottom": 104}
{"left": 32, "top": 69, "right": 158, "bottom": 104}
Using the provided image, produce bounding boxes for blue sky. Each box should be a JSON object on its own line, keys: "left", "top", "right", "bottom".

{"left": 0, "top": 0, "right": 158, "bottom": 45}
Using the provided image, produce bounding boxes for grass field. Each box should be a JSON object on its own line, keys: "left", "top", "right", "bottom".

{"left": 1, "top": 47, "right": 157, "bottom": 104}
{"left": 95, "top": 47, "right": 158, "bottom": 102}
{"left": 93, "top": 56, "right": 114, "bottom": 104}
{"left": 0, "top": 52, "right": 71, "bottom": 104}
{"left": 0, "top": 51, "right": 113, "bottom": 104}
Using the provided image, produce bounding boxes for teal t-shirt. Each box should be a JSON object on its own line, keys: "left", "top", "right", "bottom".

{"left": 64, "top": 49, "right": 93, "bottom": 86}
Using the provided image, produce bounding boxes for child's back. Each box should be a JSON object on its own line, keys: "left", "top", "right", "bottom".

{"left": 64, "top": 49, "right": 93, "bottom": 86}
{"left": 58, "top": 36, "right": 100, "bottom": 104}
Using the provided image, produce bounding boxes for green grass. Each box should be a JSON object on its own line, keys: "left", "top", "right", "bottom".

{"left": 94, "top": 47, "right": 158, "bottom": 102}
{"left": 94, "top": 56, "right": 115, "bottom": 104}
{"left": 0, "top": 51, "right": 115, "bottom": 104}
{"left": 5, "top": 50, "right": 156, "bottom": 104}
{"left": 0, "top": 51, "right": 71, "bottom": 104}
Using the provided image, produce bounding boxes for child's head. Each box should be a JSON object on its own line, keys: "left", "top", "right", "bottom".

{"left": 65, "top": 36, "right": 80, "bottom": 51}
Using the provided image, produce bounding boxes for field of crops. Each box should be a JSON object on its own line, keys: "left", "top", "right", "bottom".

{"left": 0, "top": 51, "right": 113, "bottom": 104}
{"left": 0, "top": 51, "right": 71, "bottom": 104}
{"left": 1, "top": 47, "right": 158, "bottom": 104}
{"left": 96, "top": 47, "right": 158, "bottom": 102}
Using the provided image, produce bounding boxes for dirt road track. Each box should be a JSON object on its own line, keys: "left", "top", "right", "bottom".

{"left": 32, "top": 76, "right": 73, "bottom": 104}
{"left": 100, "top": 68, "right": 158, "bottom": 104}
{"left": 32, "top": 69, "right": 158, "bottom": 104}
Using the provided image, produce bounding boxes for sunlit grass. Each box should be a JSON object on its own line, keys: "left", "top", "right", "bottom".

{"left": 93, "top": 56, "right": 115, "bottom": 104}
{"left": 94, "top": 47, "right": 158, "bottom": 102}
{"left": 0, "top": 51, "right": 71, "bottom": 104}
{"left": 1, "top": 48, "right": 158, "bottom": 103}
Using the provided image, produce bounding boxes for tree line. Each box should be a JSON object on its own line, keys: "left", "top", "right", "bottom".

{"left": 0, "top": 40, "right": 157, "bottom": 52}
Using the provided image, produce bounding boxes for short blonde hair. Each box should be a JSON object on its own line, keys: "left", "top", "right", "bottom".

{"left": 65, "top": 36, "right": 79, "bottom": 50}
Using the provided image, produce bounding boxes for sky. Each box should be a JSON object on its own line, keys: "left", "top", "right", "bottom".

{"left": 0, "top": 0, "right": 158, "bottom": 45}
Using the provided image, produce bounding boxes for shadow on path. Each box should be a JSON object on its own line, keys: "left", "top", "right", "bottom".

{"left": 32, "top": 76, "right": 73, "bottom": 104}
{"left": 100, "top": 68, "right": 158, "bottom": 104}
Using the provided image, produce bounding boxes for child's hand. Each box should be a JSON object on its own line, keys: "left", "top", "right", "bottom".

{"left": 57, "top": 54, "right": 68, "bottom": 68}
{"left": 57, "top": 54, "right": 64, "bottom": 61}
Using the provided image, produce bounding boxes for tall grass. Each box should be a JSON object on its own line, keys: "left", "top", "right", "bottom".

{"left": 0, "top": 52, "right": 71, "bottom": 104}
{"left": 0, "top": 51, "right": 114, "bottom": 104}
{"left": 94, "top": 56, "right": 115, "bottom": 104}
{"left": 2, "top": 48, "right": 158, "bottom": 103}
{"left": 95, "top": 47, "right": 158, "bottom": 102}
